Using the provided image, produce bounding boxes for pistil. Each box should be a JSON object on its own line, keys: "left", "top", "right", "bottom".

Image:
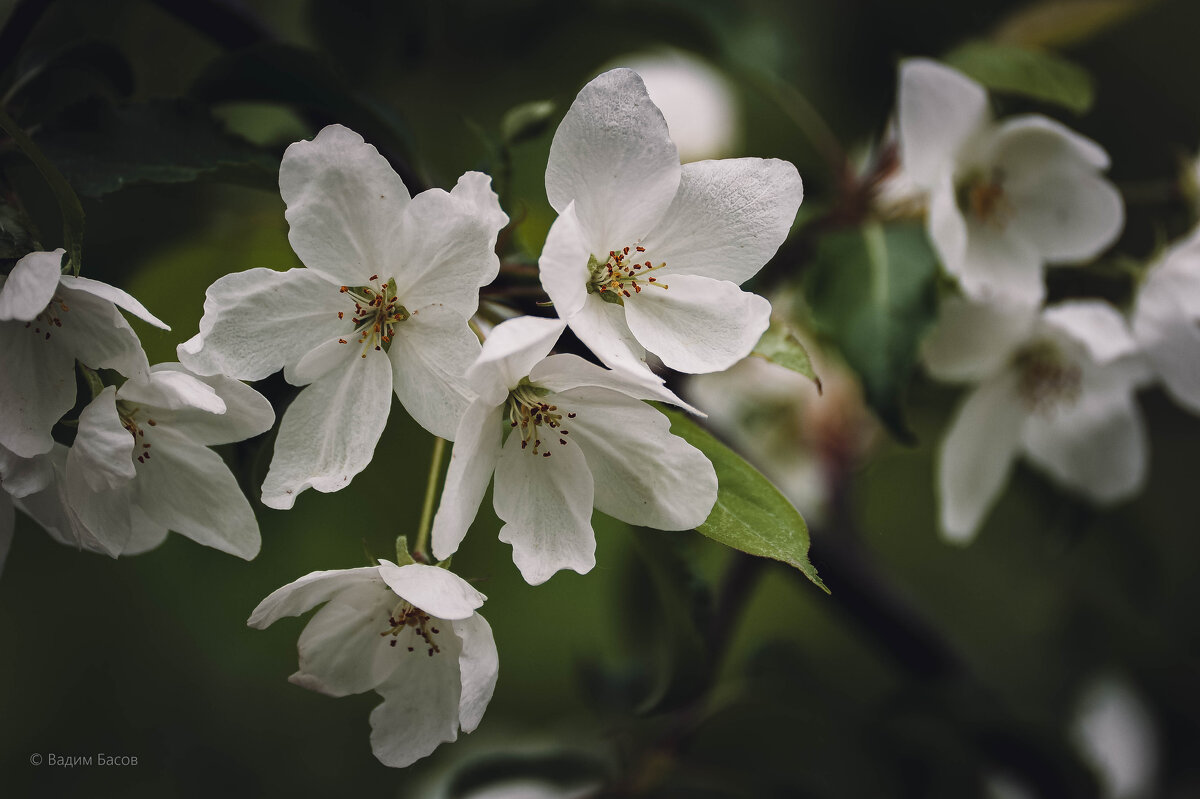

{"left": 586, "top": 246, "right": 669, "bottom": 304}
{"left": 506, "top": 381, "right": 574, "bottom": 457}
{"left": 337, "top": 276, "right": 409, "bottom": 357}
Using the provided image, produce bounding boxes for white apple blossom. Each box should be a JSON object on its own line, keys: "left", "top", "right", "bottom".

{"left": 62, "top": 363, "right": 274, "bottom": 559}
{"left": 0, "top": 248, "right": 169, "bottom": 457}
{"left": 431, "top": 315, "right": 717, "bottom": 585}
{"left": 539, "top": 68, "right": 802, "bottom": 378}
{"left": 1130, "top": 224, "right": 1200, "bottom": 414}
{"left": 897, "top": 59, "right": 1124, "bottom": 306}
{"left": 248, "top": 561, "right": 497, "bottom": 768}
{"left": 923, "top": 296, "right": 1151, "bottom": 542}
{"left": 178, "top": 124, "right": 508, "bottom": 509}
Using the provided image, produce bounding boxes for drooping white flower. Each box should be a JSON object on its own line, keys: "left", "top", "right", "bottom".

{"left": 604, "top": 50, "right": 740, "bottom": 162}
{"left": 248, "top": 561, "right": 497, "bottom": 769}
{"left": 0, "top": 249, "right": 169, "bottom": 457}
{"left": 1071, "top": 677, "right": 1159, "bottom": 799}
{"left": 178, "top": 124, "right": 508, "bottom": 509}
{"left": 897, "top": 59, "right": 1124, "bottom": 306}
{"left": 431, "top": 315, "right": 717, "bottom": 585}
{"left": 923, "top": 296, "right": 1150, "bottom": 542}
{"left": 63, "top": 363, "right": 274, "bottom": 559}
{"left": 1131, "top": 224, "right": 1200, "bottom": 415}
{"left": 539, "top": 68, "right": 802, "bottom": 378}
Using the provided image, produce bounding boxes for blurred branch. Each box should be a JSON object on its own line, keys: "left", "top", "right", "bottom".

{"left": 0, "top": 0, "right": 53, "bottom": 79}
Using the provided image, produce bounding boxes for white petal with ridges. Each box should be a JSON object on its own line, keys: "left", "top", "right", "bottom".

{"left": 530, "top": 353, "right": 695, "bottom": 411}
{"left": 898, "top": 59, "right": 989, "bottom": 189}
{"left": 566, "top": 294, "right": 650, "bottom": 378}
{"left": 279, "top": 124, "right": 411, "bottom": 287}
{"left": 378, "top": 561, "right": 485, "bottom": 620}
{"left": 538, "top": 201, "right": 591, "bottom": 318}
{"left": 71, "top": 387, "right": 136, "bottom": 491}
{"left": 643, "top": 158, "right": 802, "bottom": 285}
{"left": 59, "top": 274, "right": 169, "bottom": 330}
{"left": 0, "top": 250, "right": 62, "bottom": 321}
{"left": 53, "top": 282, "right": 151, "bottom": 379}
{"left": 117, "top": 369, "right": 225, "bottom": 415}
{"left": 454, "top": 613, "right": 498, "bottom": 733}
{"left": 290, "top": 581, "right": 400, "bottom": 696}
{"left": 247, "top": 566, "right": 384, "bottom": 628}
{"left": 431, "top": 401, "right": 503, "bottom": 561}
{"left": 177, "top": 267, "right": 348, "bottom": 381}
{"left": 369, "top": 628, "right": 464, "bottom": 767}
{"left": 546, "top": 68, "right": 680, "bottom": 246}
{"left": 494, "top": 428, "right": 596, "bottom": 585}
{"left": 388, "top": 304, "right": 481, "bottom": 440}
{"left": 0, "top": 322, "right": 75, "bottom": 457}
{"left": 261, "top": 352, "right": 393, "bottom": 509}
{"left": 623, "top": 274, "right": 771, "bottom": 373}
{"left": 148, "top": 364, "right": 275, "bottom": 446}
{"left": 465, "top": 316, "right": 565, "bottom": 404}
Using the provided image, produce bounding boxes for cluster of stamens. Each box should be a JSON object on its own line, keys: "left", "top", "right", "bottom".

{"left": 380, "top": 602, "right": 441, "bottom": 657}
{"left": 1013, "top": 341, "right": 1082, "bottom": 414}
{"left": 586, "top": 245, "right": 668, "bottom": 302}
{"left": 23, "top": 296, "right": 69, "bottom": 341}
{"left": 117, "top": 404, "right": 158, "bottom": 464}
{"left": 506, "top": 381, "right": 575, "bottom": 457}
{"left": 337, "top": 275, "right": 409, "bottom": 358}
{"left": 959, "top": 169, "right": 1013, "bottom": 229}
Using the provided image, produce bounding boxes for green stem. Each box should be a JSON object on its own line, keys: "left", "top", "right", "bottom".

{"left": 413, "top": 436, "right": 446, "bottom": 560}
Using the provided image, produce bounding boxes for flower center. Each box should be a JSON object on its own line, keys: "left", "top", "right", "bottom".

{"left": 1013, "top": 340, "right": 1082, "bottom": 414}
{"left": 115, "top": 401, "right": 157, "bottom": 465}
{"left": 505, "top": 380, "right": 574, "bottom": 458}
{"left": 958, "top": 169, "right": 1013, "bottom": 229}
{"left": 586, "top": 245, "right": 669, "bottom": 305}
{"left": 336, "top": 275, "right": 409, "bottom": 358}
{"left": 21, "top": 295, "right": 69, "bottom": 342}
{"left": 380, "top": 602, "right": 443, "bottom": 657}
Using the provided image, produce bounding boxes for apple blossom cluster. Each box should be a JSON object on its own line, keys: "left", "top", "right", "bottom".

{"left": 132, "top": 67, "right": 800, "bottom": 767}
{"left": 0, "top": 249, "right": 274, "bottom": 568}
{"left": 881, "top": 59, "right": 1200, "bottom": 542}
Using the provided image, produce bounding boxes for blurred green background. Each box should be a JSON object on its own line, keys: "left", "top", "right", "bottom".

{"left": 2, "top": 0, "right": 1200, "bottom": 796}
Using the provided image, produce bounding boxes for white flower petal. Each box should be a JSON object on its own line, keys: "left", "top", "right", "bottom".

{"left": 1021, "top": 385, "right": 1146, "bottom": 504}
{"left": 0, "top": 322, "right": 76, "bottom": 457}
{"left": 147, "top": 364, "right": 275, "bottom": 446}
{"left": 546, "top": 68, "right": 680, "bottom": 246}
{"left": 15, "top": 444, "right": 105, "bottom": 553}
{"left": 922, "top": 296, "right": 1037, "bottom": 383}
{"left": 247, "top": 566, "right": 384, "bottom": 628}
{"left": 71, "top": 387, "right": 136, "bottom": 491}
{"left": 59, "top": 274, "right": 169, "bottom": 330}
{"left": 559, "top": 386, "right": 716, "bottom": 530}
{"left": 643, "top": 158, "right": 802, "bottom": 285}
{"left": 938, "top": 371, "right": 1026, "bottom": 543}
{"left": 177, "top": 267, "right": 348, "bottom": 381}
{"left": 431, "top": 401, "right": 503, "bottom": 561}
{"left": 1133, "top": 235, "right": 1200, "bottom": 412}
{"left": 117, "top": 369, "right": 225, "bottom": 415}
{"left": 279, "top": 124, "right": 411, "bottom": 286}
{"left": 538, "top": 201, "right": 591, "bottom": 318}
{"left": 377, "top": 561, "right": 486, "bottom": 620}
{"left": 565, "top": 294, "right": 649, "bottom": 377}
{"left": 261, "top": 352, "right": 393, "bottom": 510}
{"left": 927, "top": 175, "right": 969, "bottom": 278}
{"left": 1006, "top": 168, "right": 1123, "bottom": 264}
{"left": 63, "top": 456, "right": 133, "bottom": 557}
{"left": 991, "top": 114, "right": 1111, "bottom": 173}
{"left": 53, "top": 282, "right": 151, "bottom": 379}
{"left": 465, "top": 316, "right": 565, "bottom": 403}
{"left": 530, "top": 353, "right": 698, "bottom": 413}
{"left": 493, "top": 427, "right": 596, "bottom": 585}
{"left": 388, "top": 305, "right": 481, "bottom": 440}
{"left": 450, "top": 171, "right": 510, "bottom": 249}
{"left": 0, "top": 491, "right": 12, "bottom": 575}
{"left": 453, "top": 613, "right": 498, "bottom": 733}
{"left": 1042, "top": 301, "right": 1139, "bottom": 365}
{"left": 290, "top": 335, "right": 350, "bottom": 386}
{"left": 0, "top": 250, "right": 63, "bottom": 321}
{"left": 290, "top": 581, "right": 400, "bottom": 696}
{"left": 623, "top": 274, "right": 771, "bottom": 373}
{"left": 133, "top": 426, "right": 261, "bottom": 559}
{"left": 897, "top": 59, "right": 989, "bottom": 189}
{"left": 958, "top": 221, "right": 1045, "bottom": 306}
{"left": 122, "top": 505, "right": 169, "bottom": 556}
{"left": 0, "top": 444, "right": 52, "bottom": 498}
{"left": 393, "top": 180, "right": 507, "bottom": 316}
{"left": 369, "top": 628, "right": 465, "bottom": 768}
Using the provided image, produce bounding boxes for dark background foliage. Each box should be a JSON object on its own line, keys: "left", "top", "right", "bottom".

{"left": 2, "top": 0, "right": 1199, "bottom": 796}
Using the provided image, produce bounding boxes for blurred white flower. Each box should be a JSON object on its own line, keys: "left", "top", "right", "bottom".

{"left": 923, "top": 297, "right": 1150, "bottom": 542}
{"left": 1131, "top": 224, "right": 1200, "bottom": 414}
{"left": 539, "top": 68, "right": 802, "bottom": 378}
{"left": 249, "top": 561, "right": 498, "bottom": 769}
{"left": 431, "top": 316, "right": 716, "bottom": 585}
{"left": 605, "top": 50, "right": 740, "bottom": 162}
{"left": 1071, "top": 676, "right": 1158, "bottom": 799}
{"left": 63, "top": 364, "right": 273, "bottom": 559}
{"left": 896, "top": 59, "right": 1123, "bottom": 306}
{"left": 0, "top": 248, "right": 169, "bottom": 457}
{"left": 178, "top": 124, "right": 508, "bottom": 509}
{"left": 685, "top": 338, "right": 877, "bottom": 525}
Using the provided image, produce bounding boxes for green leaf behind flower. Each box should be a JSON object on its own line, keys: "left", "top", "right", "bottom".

{"left": 752, "top": 321, "right": 822, "bottom": 393}
{"left": 943, "top": 41, "right": 1095, "bottom": 114}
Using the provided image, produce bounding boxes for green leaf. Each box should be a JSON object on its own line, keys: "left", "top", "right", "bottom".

{"left": 802, "top": 222, "right": 938, "bottom": 443}
{"left": 0, "top": 106, "right": 85, "bottom": 274}
{"left": 501, "top": 100, "right": 556, "bottom": 146}
{"left": 660, "top": 408, "right": 826, "bottom": 591}
{"left": 943, "top": 41, "right": 1094, "bottom": 114}
{"left": 752, "top": 321, "right": 822, "bottom": 394}
{"left": 34, "top": 99, "right": 278, "bottom": 197}
{"left": 992, "top": 0, "right": 1158, "bottom": 50}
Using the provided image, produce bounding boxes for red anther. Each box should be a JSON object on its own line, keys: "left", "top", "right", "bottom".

{"left": 369, "top": 274, "right": 378, "bottom": 281}
{"left": 521, "top": 441, "right": 528, "bottom": 449}
{"left": 560, "top": 439, "right": 567, "bottom": 445}
{"left": 567, "top": 412, "right": 576, "bottom": 418}
{"left": 542, "top": 451, "right": 552, "bottom": 457}
{"left": 622, "top": 290, "right": 631, "bottom": 297}
{"left": 337, "top": 312, "right": 344, "bottom": 319}
{"left": 147, "top": 420, "right": 157, "bottom": 426}
{"left": 623, "top": 246, "right": 629, "bottom": 254}
{"left": 636, "top": 246, "right": 645, "bottom": 252}
{"left": 648, "top": 277, "right": 656, "bottom": 282}
{"left": 633, "top": 284, "right": 642, "bottom": 293}
{"left": 340, "top": 286, "right": 348, "bottom": 292}
{"left": 644, "top": 261, "right": 651, "bottom": 267}
{"left": 339, "top": 339, "right": 348, "bottom": 344}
